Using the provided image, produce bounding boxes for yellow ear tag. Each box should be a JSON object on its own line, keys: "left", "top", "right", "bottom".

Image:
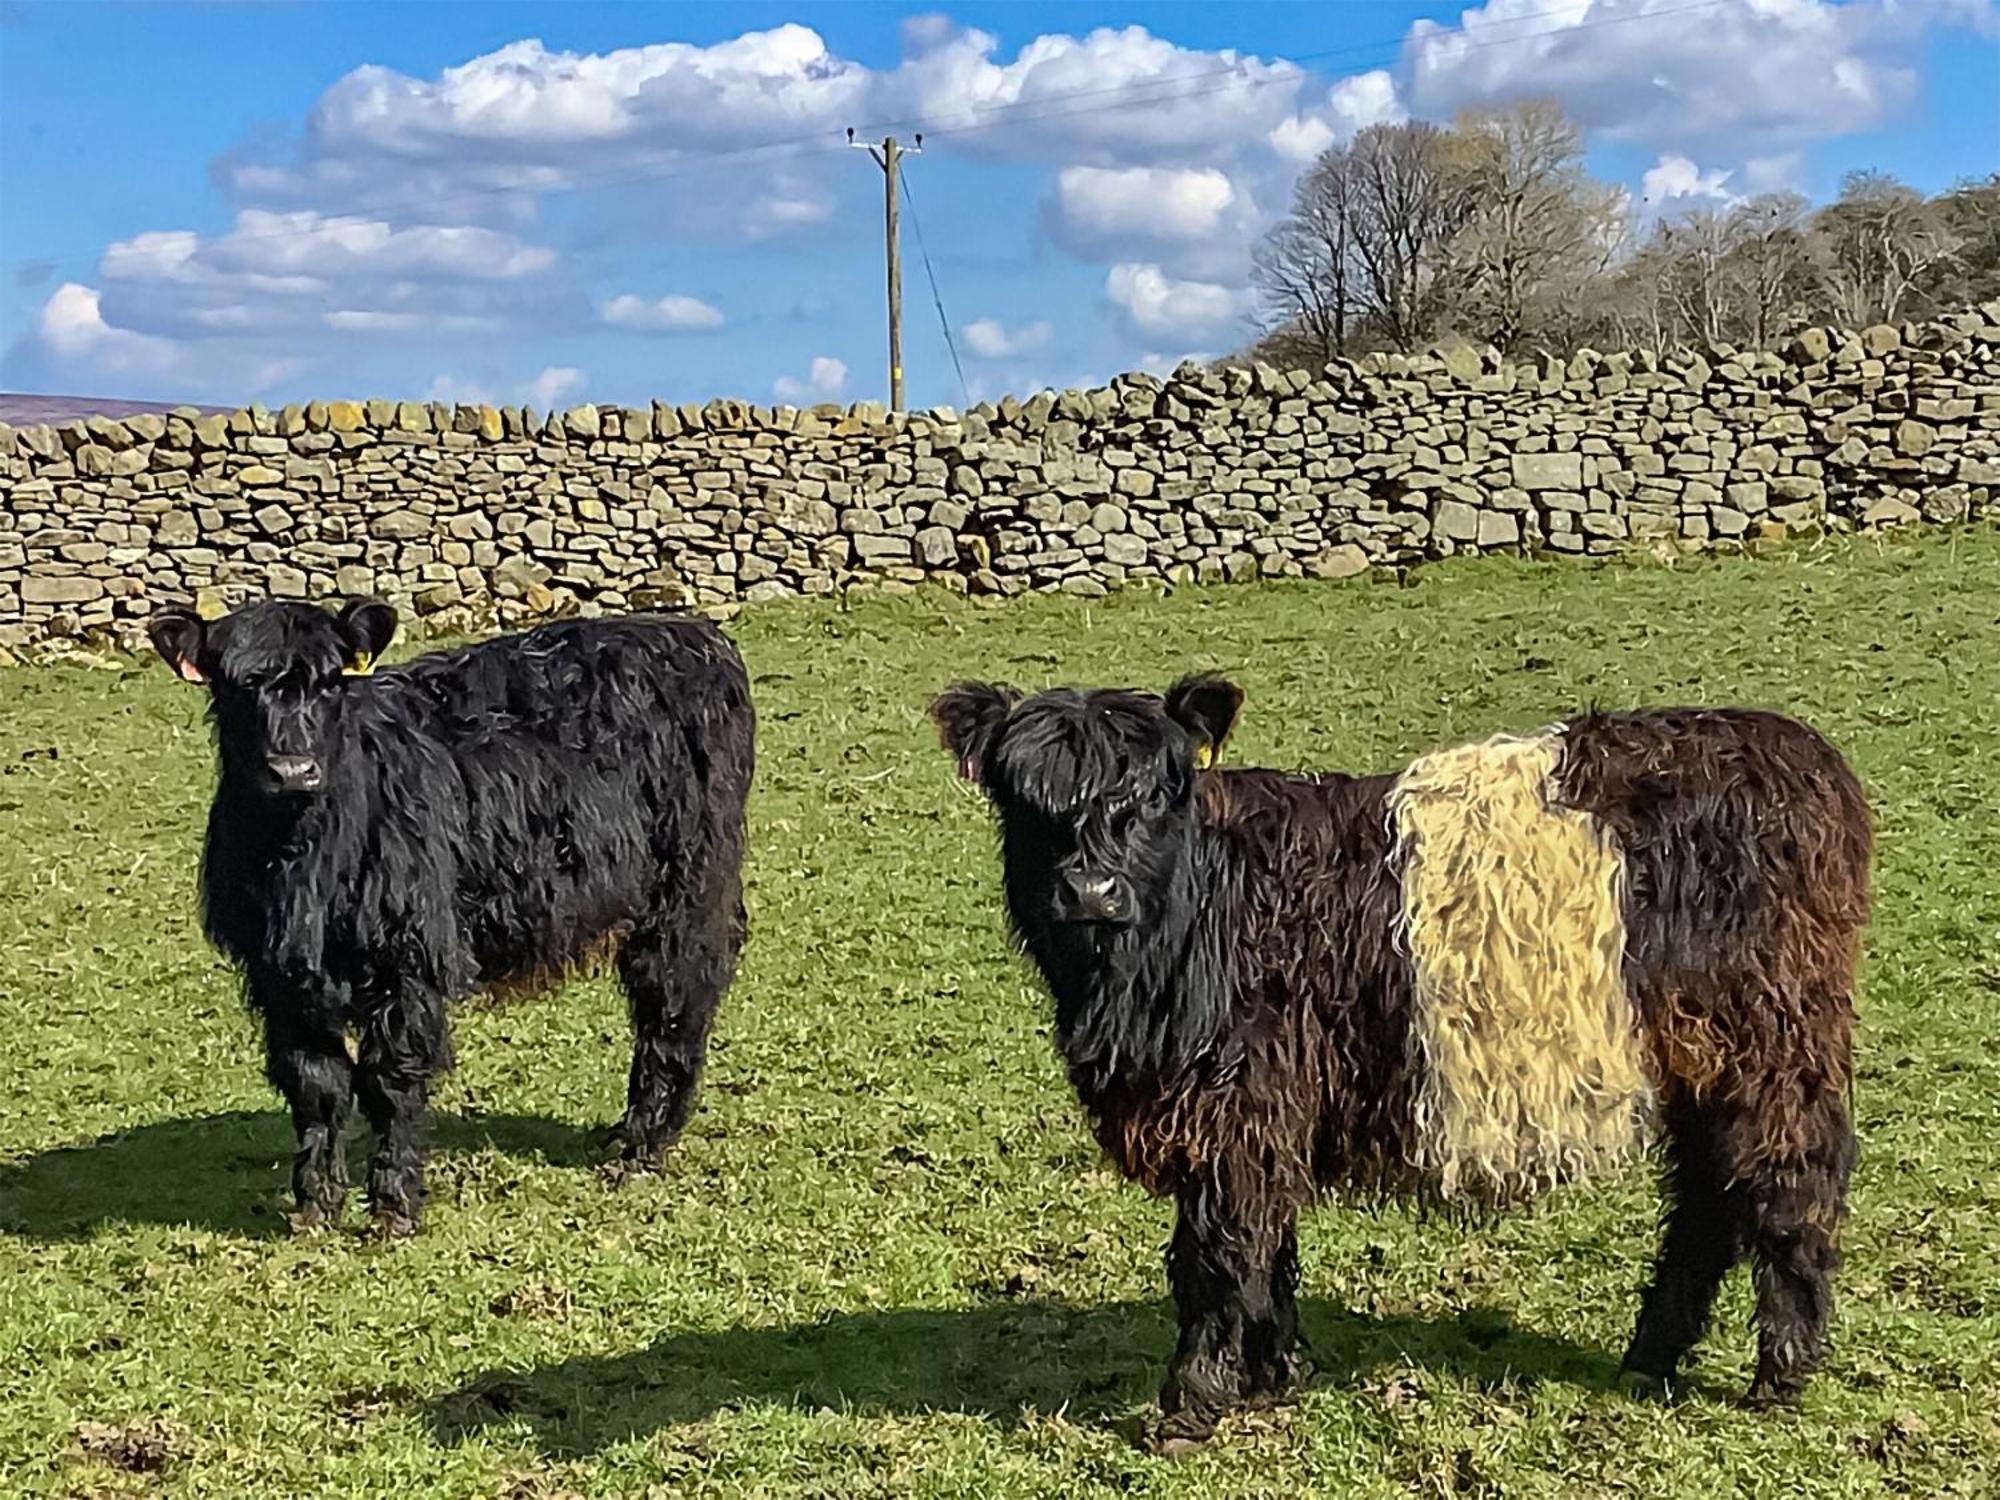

{"left": 343, "top": 652, "right": 375, "bottom": 678}
{"left": 1194, "top": 741, "right": 1216, "bottom": 771}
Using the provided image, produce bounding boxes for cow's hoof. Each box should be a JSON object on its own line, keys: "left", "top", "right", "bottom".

{"left": 1140, "top": 1411, "right": 1217, "bottom": 1458}
{"left": 287, "top": 1203, "right": 339, "bottom": 1235}
{"left": 600, "top": 1120, "right": 673, "bottom": 1175}
{"left": 367, "top": 1208, "right": 421, "bottom": 1241}
{"left": 1244, "top": 1365, "right": 1312, "bottom": 1412}
{"left": 1742, "top": 1380, "right": 1802, "bottom": 1413}
{"left": 1618, "top": 1369, "right": 1671, "bottom": 1403}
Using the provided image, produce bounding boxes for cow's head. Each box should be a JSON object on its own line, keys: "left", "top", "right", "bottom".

{"left": 931, "top": 674, "right": 1242, "bottom": 932}
{"left": 149, "top": 598, "right": 397, "bottom": 796}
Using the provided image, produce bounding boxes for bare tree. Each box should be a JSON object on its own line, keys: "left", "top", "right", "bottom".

{"left": 1813, "top": 171, "right": 1961, "bottom": 326}
{"left": 1723, "top": 193, "right": 1820, "bottom": 346}
{"left": 1931, "top": 174, "right": 2000, "bottom": 311}
{"left": 1252, "top": 147, "right": 1358, "bottom": 364}
{"left": 1342, "top": 121, "right": 1482, "bottom": 350}
{"left": 1649, "top": 210, "right": 1735, "bottom": 346}
{"left": 1601, "top": 234, "right": 1678, "bottom": 351}
{"left": 1251, "top": 121, "right": 1479, "bottom": 356}
{"left": 1450, "top": 99, "right": 1628, "bottom": 352}
{"left": 1245, "top": 105, "right": 1992, "bottom": 367}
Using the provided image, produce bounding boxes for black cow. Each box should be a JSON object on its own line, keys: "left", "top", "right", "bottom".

{"left": 150, "top": 599, "right": 754, "bottom": 1235}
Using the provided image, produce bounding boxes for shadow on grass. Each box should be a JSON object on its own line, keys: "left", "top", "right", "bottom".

{"left": 0, "top": 1109, "right": 600, "bottom": 1239}
{"left": 424, "top": 1297, "right": 1621, "bottom": 1456}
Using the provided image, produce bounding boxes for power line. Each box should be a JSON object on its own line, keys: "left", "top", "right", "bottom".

{"left": 896, "top": 161, "right": 970, "bottom": 409}
{"left": 59, "top": 0, "right": 1759, "bottom": 254}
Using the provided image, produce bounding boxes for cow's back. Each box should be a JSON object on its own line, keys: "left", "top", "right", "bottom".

{"left": 363, "top": 615, "right": 754, "bottom": 992}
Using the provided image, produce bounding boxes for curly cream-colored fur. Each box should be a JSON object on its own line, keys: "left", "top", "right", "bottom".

{"left": 1390, "top": 730, "right": 1653, "bottom": 1202}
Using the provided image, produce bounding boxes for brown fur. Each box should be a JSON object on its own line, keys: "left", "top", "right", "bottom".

{"left": 476, "top": 926, "right": 631, "bottom": 1007}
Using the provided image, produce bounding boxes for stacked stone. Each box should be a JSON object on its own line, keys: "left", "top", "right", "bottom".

{"left": 2, "top": 306, "right": 1995, "bottom": 654}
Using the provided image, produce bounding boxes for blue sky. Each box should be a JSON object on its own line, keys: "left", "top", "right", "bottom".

{"left": 2, "top": 0, "right": 1994, "bottom": 411}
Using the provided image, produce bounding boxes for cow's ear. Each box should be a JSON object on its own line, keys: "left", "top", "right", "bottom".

{"left": 930, "top": 682, "right": 1019, "bottom": 786}
{"left": 1165, "top": 674, "right": 1244, "bottom": 769}
{"left": 148, "top": 607, "right": 208, "bottom": 685}
{"left": 337, "top": 599, "right": 397, "bottom": 676}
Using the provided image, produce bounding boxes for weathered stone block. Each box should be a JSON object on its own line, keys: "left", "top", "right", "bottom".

{"left": 853, "top": 533, "right": 911, "bottom": 564}
{"left": 1512, "top": 452, "right": 1584, "bottom": 490}
{"left": 1103, "top": 532, "right": 1148, "bottom": 567}
{"left": 1861, "top": 497, "right": 1922, "bottom": 528}
{"left": 375, "top": 508, "right": 430, "bottom": 539}
{"left": 1304, "top": 544, "right": 1369, "bottom": 579}
{"left": 915, "top": 526, "right": 956, "bottom": 567}
{"left": 24, "top": 575, "right": 105, "bottom": 604}
{"left": 1433, "top": 499, "right": 1480, "bottom": 541}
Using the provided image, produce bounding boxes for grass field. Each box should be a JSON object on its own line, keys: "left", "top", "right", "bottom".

{"left": 3, "top": 529, "right": 1998, "bottom": 1497}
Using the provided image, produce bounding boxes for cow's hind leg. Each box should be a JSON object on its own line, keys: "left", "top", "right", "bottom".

{"left": 614, "top": 855, "right": 746, "bottom": 1164}
{"left": 1622, "top": 1107, "right": 1745, "bottom": 1395}
{"left": 1244, "top": 1218, "right": 1310, "bottom": 1408}
{"left": 354, "top": 989, "right": 452, "bottom": 1237}
{"left": 262, "top": 996, "right": 354, "bottom": 1229}
{"left": 1744, "top": 1094, "right": 1855, "bottom": 1407}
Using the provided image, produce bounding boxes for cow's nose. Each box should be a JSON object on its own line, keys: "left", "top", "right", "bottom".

{"left": 1061, "top": 870, "right": 1125, "bottom": 923}
{"left": 266, "top": 755, "right": 323, "bottom": 792}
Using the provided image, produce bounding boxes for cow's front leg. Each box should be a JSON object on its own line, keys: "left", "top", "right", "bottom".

{"left": 354, "top": 988, "right": 451, "bottom": 1237}
{"left": 1152, "top": 1175, "right": 1296, "bottom": 1453}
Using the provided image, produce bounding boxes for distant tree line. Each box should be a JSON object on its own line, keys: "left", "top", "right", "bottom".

{"left": 1245, "top": 98, "right": 2000, "bottom": 365}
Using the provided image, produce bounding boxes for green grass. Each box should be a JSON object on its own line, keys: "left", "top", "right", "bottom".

{"left": 4, "top": 529, "right": 1999, "bottom": 1498}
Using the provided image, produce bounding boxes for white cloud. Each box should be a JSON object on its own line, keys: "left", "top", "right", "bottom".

{"left": 221, "top": 21, "right": 1317, "bottom": 241}
{"left": 1138, "top": 349, "right": 1214, "bottom": 376}
{"left": 963, "top": 317, "right": 1054, "bottom": 359}
{"left": 1741, "top": 152, "right": 1808, "bottom": 194}
{"left": 601, "top": 292, "right": 725, "bottom": 332}
{"left": 38, "top": 283, "right": 178, "bottom": 370}
{"left": 23, "top": 281, "right": 306, "bottom": 398}
{"left": 1329, "top": 70, "right": 1406, "bottom": 135}
{"left": 884, "top": 22, "right": 1306, "bottom": 166}
{"left": 329, "top": 310, "right": 501, "bottom": 334}
{"left": 313, "top": 29, "right": 868, "bottom": 156}
{"left": 103, "top": 213, "right": 550, "bottom": 289}
{"left": 1270, "top": 69, "right": 1407, "bottom": 164}
{"left": 773, "top": 355, "right": 848, "bottom": 402}
{"left": 218, "top": 28, "right": 869, "bottom": 246}
{"left": 1105, "top": 263, "right": 1251, "bottom": 338}
{"left": 1402, "top": 0, "right": 1951, "bottom": 156}
{"left": 1640, "top": 154, "right": 1737, "bottom": 209}
{"left": 424, "top": 373, "right": 500, "bottom": 405}
{"left": 1055, "top": 166, "right": 1238, "bottom": 243}
{"left": 423, "top": 367, "right": 591, "bottom": 407}
{"left": 1268, "top": 114, "right": 1338, "bottom": 166}
{"left": 525, "top": 367, "right": 584, "bottom": 408}
{"left": 83, "top": 209, "right": 561, "bottom": 349}
{"left": 1048, "top": 164, "right": 1264, "bottom": 280}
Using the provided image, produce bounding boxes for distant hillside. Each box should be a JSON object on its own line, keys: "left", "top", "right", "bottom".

{"left": 0, "top": 393, "right": 231, "bottom": 426}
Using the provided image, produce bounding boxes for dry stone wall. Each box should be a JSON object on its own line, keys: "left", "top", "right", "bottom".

{"left": 4, "top": 307, "right": 1998, "bottom": 654}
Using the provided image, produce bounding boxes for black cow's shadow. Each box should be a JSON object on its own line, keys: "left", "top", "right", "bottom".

{"left": 424, "top": 1297, "right": 1621, "bottom": 1457}
{"left": 0, "top": 1109, "right": 600, "bottom": 1239}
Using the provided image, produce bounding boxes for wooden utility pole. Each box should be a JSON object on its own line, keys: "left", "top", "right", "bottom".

{"left": 849, "top": 129, "right": 922, "bottom": 410}
{"left": 883, "top": 136, "right": 903, "bottom": 412}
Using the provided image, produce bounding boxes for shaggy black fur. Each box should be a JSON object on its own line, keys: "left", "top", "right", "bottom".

{"left": 933, "top": 679, "right": 1868, "bottom": 1450}
{"left": 150, "top": 599, "right": 754, "bottom": 1235}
